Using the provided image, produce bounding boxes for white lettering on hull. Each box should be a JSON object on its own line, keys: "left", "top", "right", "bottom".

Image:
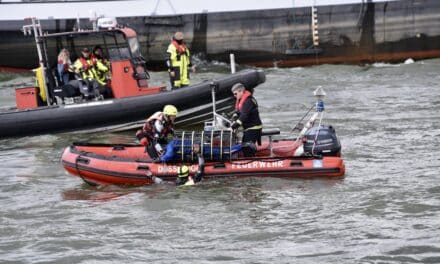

{"left": 231, "top": 160, "right": 284, "bottom": 169}
{"left": 157, "top": 165, "right": 198, "bottom": 174}
{"left": 157, "top": 160, "right": 287, "bottom": 174}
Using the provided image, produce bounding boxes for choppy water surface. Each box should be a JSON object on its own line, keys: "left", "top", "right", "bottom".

{"left": 1, "top": 60, "right": 440, "bottom": 263}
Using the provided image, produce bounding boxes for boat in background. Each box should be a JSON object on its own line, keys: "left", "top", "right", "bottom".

{"left": 61, "top": 87, "right": 345, "bottom": 186}
{"left": 1, "top": 0, "right": 440, "bottom": 71}
{"left": 0, "top": 18, "right": 265, "bottom": 138}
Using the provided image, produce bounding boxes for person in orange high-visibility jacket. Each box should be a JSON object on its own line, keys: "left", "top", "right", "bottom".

{"left": 166, "top": 32, "right": 196, "bottom": 89}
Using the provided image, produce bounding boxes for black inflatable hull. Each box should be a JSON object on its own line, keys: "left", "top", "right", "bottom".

{"left": 0, "top": 69, "right": 265, "bottom": 138}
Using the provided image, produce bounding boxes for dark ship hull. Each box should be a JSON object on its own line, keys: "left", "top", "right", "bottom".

{"left": 1, "top": 0, "right": 440, "bottom": 70}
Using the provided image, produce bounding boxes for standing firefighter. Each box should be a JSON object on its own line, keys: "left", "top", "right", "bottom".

{"left": 230, "top": 83, "right": 263, "bottom": 157}
{"left": 166, "top": 32, "right": 195, "bottom": 89}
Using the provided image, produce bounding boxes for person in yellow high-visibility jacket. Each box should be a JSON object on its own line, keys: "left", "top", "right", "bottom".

{"left": 73, "top": 48, "right": 96, "bottom": 81}
{"left": 166, "top": 32, "right": 196, "bottom": 89}
{"left": 91, "top": 45, "right": 110, "bottom": 86}
{"left": 73, "top": 47, "right": 112, "bottom": 98}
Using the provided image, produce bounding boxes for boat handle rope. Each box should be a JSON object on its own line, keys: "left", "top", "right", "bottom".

{"left": 225, "top": 153, "right": 323, "bottom": 166}
{"left": 75, "top": 154, "right": 85, "bottom": 182}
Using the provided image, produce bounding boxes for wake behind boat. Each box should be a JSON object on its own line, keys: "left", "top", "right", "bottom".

{"left": 0, "top": 18, "right": 265, "bottom": 138}
{"left": 61, "top": 87, "right": 345, "bottom": 186}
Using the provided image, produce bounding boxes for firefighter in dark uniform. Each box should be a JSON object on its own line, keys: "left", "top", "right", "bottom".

{"left": 230, "top": 83, "right": 263, "bottom": 156}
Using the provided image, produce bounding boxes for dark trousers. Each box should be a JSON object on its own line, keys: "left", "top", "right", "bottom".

{"left": 96, "top": 85, "right": 113, "bottom": 99}
{"left": 146, "top": 144, "right": 159, "bottom": 159}
{"left": 242, "top": 128, "right": 262, "bottom": 145}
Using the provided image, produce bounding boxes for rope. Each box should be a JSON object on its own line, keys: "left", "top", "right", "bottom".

{"left": 75, "top": 154, "right": 85, "bottom": 182}
{"left": 290, "top": 104, "right": 315, "bottom": 133}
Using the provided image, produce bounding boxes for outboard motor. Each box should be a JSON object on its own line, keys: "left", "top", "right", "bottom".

{"left": 303, "top": 125, "right": 341, "bottom": 156}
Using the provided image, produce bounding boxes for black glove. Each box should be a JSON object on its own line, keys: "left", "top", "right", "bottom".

{"left": 194, "top": 172, "right": 203, "bottom": 183}
{"left": 231, "top": 121, "right": 240, "bottom": 129}
{"left": 231, "top": 112, "right": 239, "bottom": 121}
{"left": 136, "top": 130, "right": 146, "bottom": 140}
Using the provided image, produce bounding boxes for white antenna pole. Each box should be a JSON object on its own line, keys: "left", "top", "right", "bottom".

{"left": 210, "top": 82, "right": 217, "bottom": 127}
{"left": 76, "top": 13, "right": 81, "bottom": 31}
{"left": 230, "top": 53, "right": 236, "bottom": 74}
{"left": 296, "top": 87, "right": 326, "bottom": 139}
{"left": 89, "top": 10, "right": 97, "bottom": 31}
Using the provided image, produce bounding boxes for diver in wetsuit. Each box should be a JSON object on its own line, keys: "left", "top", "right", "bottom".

{"left": 175, "top": 155, "right": 205, "bottom": 186}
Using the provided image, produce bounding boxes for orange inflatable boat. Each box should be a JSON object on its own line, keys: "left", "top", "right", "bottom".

{"left": 61, "top": 87, "right": 345, "bottom": 186}
{"left": 61, "top": 127, "right": 345, "bottom": 186}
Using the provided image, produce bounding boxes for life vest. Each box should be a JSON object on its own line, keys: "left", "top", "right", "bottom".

{"left": 235, "top": 90, "right": 252, "bottom": 112}
{"left": 90, "top": 54, "right": 109, "bottom": 85}
{"left": 234, "top": 90, "right": 262, "bottom": 131}
{"left": 79, "top": 57, "right": 97, "bottom": 70}
{"left": 142, "top": 112, "right": 174, "bottom": 141}
{"left": 172, "top": 40, "right": 188, "bottom": 55}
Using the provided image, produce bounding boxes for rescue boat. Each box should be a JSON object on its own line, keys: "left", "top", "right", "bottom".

{"left": 0, "top": 18, "right": 265, "bottom": 138}
{"left": 61, "top": 88, "right": 345, "bottom": 186}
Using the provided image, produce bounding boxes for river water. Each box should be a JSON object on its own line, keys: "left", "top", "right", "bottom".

{"left": 0, "top": 59, "right": 439, "bottom": 263}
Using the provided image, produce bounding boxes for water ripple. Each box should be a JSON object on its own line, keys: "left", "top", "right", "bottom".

{"left": 1, "top": 60, "right": 440, "bottom": 263}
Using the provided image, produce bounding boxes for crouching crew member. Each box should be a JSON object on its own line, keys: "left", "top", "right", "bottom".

{"left": 136, "top": 105, "right": 178, "bottom": 159}
{"left": 230, "top": 83, "right": 263, "bottom": 156}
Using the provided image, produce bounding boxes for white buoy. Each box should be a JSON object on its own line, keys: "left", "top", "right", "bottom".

{"left": 404, "top": 58, "right": 415, "bottom": 64}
